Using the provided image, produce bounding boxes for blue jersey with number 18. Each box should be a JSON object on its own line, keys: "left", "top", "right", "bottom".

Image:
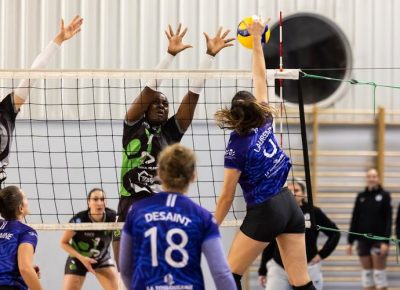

{"left": 123, "top": 192, "right": 220, "bottom": 290}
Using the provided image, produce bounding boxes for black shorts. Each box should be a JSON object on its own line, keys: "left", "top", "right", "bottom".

{"left": 240, "top": 187, "right": 305, "bottom": 242}
{"left": 64, "top": 256, "right": 115, "bottom": 276}
{"left": 114, "top": 194, "right": 153, "bottom": 240}
{"left": 357, "top": 239, "right": 385, "bottom": 256}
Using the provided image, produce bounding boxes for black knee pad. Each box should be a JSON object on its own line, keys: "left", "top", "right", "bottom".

{"left": 232, "top": 273, "right": 242, "bottom": 290}
{"left": 292, "top": 281, "right": 316, "bottom": 290}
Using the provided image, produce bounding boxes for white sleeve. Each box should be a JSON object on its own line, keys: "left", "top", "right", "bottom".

{"left": 14, "top": 41, "right": 60, "bottom": 101}
{"left": 146, "top": 53, "right": 175, "bottom": 90}
{"left": 189, "top": 54, "right": 215, "bottom": 94}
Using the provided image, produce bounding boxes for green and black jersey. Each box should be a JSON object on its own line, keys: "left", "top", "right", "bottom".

{"left": 69, "top": 208, "right": 117, "bottom": 261}
{"left": 119, "top": 116, "right": 184, "bottom": 198}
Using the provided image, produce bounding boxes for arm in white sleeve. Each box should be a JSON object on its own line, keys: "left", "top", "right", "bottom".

{"left": 14, "top": 41, "right": 60, "bottom": 101}
{"left": 202, "top": 237, "right": 236, "bottom": 290}
{"left": 146, "top": 53, "right": 175, "bottom": 90}
{"left": 189, "top": 54, "right": 215, "bottom": 94}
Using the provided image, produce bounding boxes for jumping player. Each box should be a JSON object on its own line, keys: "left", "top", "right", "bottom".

{"left": 214, "top": 19, "right": 316, "bottom": 290}
{"left": 119, "top": 144, "right": 236, "bottom": 290}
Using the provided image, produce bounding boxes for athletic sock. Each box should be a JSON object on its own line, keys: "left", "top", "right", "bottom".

{"left": 232, "top": 273, "right": 242, "bottom": 290}
{"left": 292, "top": 281, "right": 317, "bottom": 290}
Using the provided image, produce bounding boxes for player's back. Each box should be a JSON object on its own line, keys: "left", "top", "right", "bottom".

{"left": 0, "top": 219, "right": 37, "bottom": 289}
{"left": 123, "top": 192, "right": 219, "bottom": 290}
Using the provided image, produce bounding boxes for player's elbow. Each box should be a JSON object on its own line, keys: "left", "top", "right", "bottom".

{"left": 59, "top": 240, "right": 69, "bottom": 251}
{"left": 19, "top": 263, "right": 35, "bottom": 279}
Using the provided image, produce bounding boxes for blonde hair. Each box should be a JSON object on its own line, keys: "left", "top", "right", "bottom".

{"left": 158, "top": 144, "right": 196, "bottom": 190}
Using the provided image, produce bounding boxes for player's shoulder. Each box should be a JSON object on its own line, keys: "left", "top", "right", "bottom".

{"left": 311, "top": 205, "right": 327, "bottom": 219}
{"left": 379, "top": 188, "right": 391, "bottom": 196}
{"left": 71, "top": 210, "right": 89, "bottom": 223}
{"left": 15, "top": 221, "right": 37, "bottom": 237}
{"left": 105, "top": 207, "right": 117, "bottom": 221}
{"left": 178, "top": 195, "right": 214, "bottom": 220}
{"left": 128, "top": 193, "right": 167, "bottom": 215}
{"left": 227, "top": 131, "right": 253, "bottom": 154}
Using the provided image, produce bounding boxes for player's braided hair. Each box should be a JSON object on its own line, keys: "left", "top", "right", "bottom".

{"left": 215, "top": 90, "right": 274, "bottom": 135}
{"left": 0, "top": 186, "right": 24, "bottom": 220}
{"left": 158, "top": 144, "right": 196, "bottom": 191}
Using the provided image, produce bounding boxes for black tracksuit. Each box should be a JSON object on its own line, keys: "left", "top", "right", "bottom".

{"left": 348, "top": 186, "right": 392, "bottom": 245}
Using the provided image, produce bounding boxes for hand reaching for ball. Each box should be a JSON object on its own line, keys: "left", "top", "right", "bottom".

{"left": 237, "top": 16, "right": 270, "bottom": 49}
{"left": 204, "top": 27, "right": 235, "bottom": 57}
{"left": 246, "top": 17, "right": 270, "bottom": 38}
{"left": 165, "top": 23, "right": 193, "bottom": 56}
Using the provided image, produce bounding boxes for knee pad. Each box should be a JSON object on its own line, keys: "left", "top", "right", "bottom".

{"left": 361, "top": 270, "right": 375, "bottom": 288}
{"left": 373, "top": 269, "right": 388, "bottom": 288}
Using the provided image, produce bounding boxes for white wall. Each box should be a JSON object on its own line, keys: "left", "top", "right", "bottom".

{"left": 0, "top": 0, "right": 399, "bottom": 110}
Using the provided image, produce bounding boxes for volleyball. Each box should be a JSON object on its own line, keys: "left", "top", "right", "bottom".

{"left": 237, "top": 16, "right": 270, "bottom": 49}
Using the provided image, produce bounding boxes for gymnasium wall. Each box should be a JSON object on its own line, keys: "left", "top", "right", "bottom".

{"left": 0, "top": 0, "right": 399, "bottom": 111}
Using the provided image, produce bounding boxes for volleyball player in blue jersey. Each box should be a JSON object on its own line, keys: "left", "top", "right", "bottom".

{"left": 0, "top": 15, "right": 82, "bottom": 187}
{"left": 119, "top": 144, "right": 236, "bottom": 290}
{"left": 214, "top": 19, "right": 316, "bottom": 290}
{"left": 0, "top": 186, "right": 42, "bottom": 290}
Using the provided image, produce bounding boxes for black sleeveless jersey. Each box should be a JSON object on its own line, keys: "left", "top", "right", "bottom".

{"left": 69, "top": 208, "right": 117, "bottom": 261}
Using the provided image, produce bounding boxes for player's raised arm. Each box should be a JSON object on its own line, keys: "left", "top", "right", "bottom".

{"left": 13, "top": 15, "right": 83, "bottom": 110}
{"left": 175, "top": 27, "right": 234, "bottom": 132}
{"left": 125, "top": 24, "right": 192, "bottom": 123}
{"left": 246, "top": 18, "right": 269, "bottom": 104}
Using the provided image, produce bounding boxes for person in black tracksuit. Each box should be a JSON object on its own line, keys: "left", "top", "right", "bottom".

{"left": 258, "top": 180, "right": 340, "bottom": 290}
{"left": 347, "top": 168, "right": 391, "bottom": 290}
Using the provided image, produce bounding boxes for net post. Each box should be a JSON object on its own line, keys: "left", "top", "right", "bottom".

{"left": 297, "top": 78, "right": 316, "bottom": 228}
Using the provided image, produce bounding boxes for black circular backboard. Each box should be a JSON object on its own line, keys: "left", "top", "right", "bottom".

{"left": 264, "top": 13, "right": 352, "bottom": 106}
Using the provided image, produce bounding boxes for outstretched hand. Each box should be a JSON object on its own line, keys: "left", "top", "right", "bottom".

{"left": 246, "top": 17, "right": 270, "bottom": 38}
{"left": 204, "top": 27, "right": 235, "bottom": 57}
{"left": 166, "top": 24, "right": 192, "bottom": 56}
{"left": 54, "top": 15, "right": 83, "bottom": 45}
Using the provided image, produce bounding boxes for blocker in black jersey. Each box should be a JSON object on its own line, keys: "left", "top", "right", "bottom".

{"left": 64, "top": 208, "right": 117, "bottom": 275}
{"left": 0, "top": 94, "right": 18, "bottom": 183}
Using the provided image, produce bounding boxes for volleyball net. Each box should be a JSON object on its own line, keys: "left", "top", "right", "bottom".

{"left": 0, "top": 69, "right": 307, "bottom": 230}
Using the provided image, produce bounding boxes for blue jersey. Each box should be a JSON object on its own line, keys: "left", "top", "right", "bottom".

{"left": 0, "top": 220, "right": 38, "bottom": 290}
{"left": 224, "top": 119, "right": 291, "bottom": 206}
{"left": 123, "top": 192, "right": 220, "bottom": 290}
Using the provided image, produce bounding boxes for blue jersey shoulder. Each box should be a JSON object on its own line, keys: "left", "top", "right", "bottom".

{"left": 123, "top": 192, "right": 219, "bottom": 290}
